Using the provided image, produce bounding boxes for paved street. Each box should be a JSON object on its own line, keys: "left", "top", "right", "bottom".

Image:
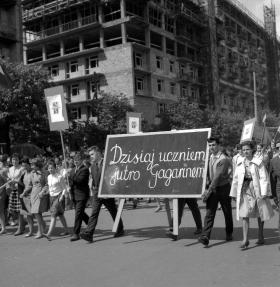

{"left": 0, "top": 200, "right": 279, "bottom": 287}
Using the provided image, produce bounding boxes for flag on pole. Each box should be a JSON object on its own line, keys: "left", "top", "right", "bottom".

{"left": 262, "top": 113, "right": 267, "bottom": 124}
{"left": 0, "top": 63, "right": 12, "bottom": 89}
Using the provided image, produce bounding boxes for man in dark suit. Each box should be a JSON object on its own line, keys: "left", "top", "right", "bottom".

{"left": 80, "top": 146, "right": 124, "bottom": 243}
{"left": 69, "top": 152, "right": 89, "bottom": 241}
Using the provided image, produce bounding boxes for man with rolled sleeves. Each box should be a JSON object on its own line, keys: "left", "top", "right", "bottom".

{"left": 198, "top": 136, "right": 233, "bottom": 246}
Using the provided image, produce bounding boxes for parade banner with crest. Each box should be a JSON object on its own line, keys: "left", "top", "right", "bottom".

{"left": 44, "top": 86, "right": 69, "bottom": 131}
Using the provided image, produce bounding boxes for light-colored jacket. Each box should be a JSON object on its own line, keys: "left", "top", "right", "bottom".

{"left": 230, "top": 157, "right": 271, "bottom": 220}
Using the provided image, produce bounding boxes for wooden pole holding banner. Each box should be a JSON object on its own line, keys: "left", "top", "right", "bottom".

{"left": 172, "top": 199, "right": 179, "bottom": 237}
{"left": 112, "top": 199, "right": 125, "bottom": 232}
{"left": 253, "top": 72, "right": 258, "bottom": 120}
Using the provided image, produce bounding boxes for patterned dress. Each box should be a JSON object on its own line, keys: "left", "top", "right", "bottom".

{"left": 30, "top": 170, "right": 49, "bottom": 214}
{"left": 7, "top": 166, "right": 24, "bottom": 213}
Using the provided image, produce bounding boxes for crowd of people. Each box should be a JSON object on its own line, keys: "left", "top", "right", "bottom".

{"left": 0, "top": 137, "right": 279, "bottom": 249}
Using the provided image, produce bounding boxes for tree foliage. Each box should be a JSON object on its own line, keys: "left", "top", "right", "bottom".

{"left": 66, "top": 93, "right": 134, "bottom": 150}
{"left": 0, "top": 60, "right": 52, "bottom": 145}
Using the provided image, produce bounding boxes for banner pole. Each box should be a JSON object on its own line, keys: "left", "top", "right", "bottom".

{"left": 60, "top": 130, "right": 70, "bottom": 190}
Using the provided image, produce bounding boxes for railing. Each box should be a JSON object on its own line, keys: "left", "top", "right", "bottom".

{"left": 179, "top": 5, "right": 206, "bottom": 26}
{"left": 22, "top": 0, "right": 92, "bottom": 22}
{"left": 24, "top": 14, "right": 97, "bottom": 43}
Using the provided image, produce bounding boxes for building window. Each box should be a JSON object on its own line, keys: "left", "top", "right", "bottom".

{"left": 90, "top": 81, "right": 100, "bottom": 98}
{"left": 89, "top": 56, "right": 99, "bottom": 68}
{"left": 136, "top": 78, "right": 144, "bottom": 92}
{"left": 71, "top": 107, "right": 81, "bottom": 119}
{"left": 157, "top": 79, "right": 164, "bottom": 92}
{"left": 190, "top": 87, "right": 197, "bottom": 100}
{"left": 169, "top": 60, "right": 174, "bottom": 73}
{"left": 170, "top": 82, "right": 176, "bottom": 95}
{"left": 48, "top": 65, "right": 59, "bottom": 77}
{"left": 70, "top": 61, "right": 78, "bottom": 73}
{"left": 135, "top": 53, "right": 143, "bottom": 68}
{"left": 158, "top": 103, "right": 166, "bottom": 114}
{"left": 149, "top": 7, "right": 162, "bottom": 28}
{"left": 165, "top": 15, "right": 174, "bottom": 33}
{"left": 180, "top": 63, "right": 185, "bottom": 75}
{"left": 156, "top": 56, "right": 163, "bottom": 70}
{"left": 71, "top": 84, "right": 80, "bottom": 96}
{"left": 182, "top": 85, "right": 188, "bottom": 97}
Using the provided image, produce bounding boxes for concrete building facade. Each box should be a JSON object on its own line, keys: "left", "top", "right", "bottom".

{"left": 21, "top": 0, "right": 279, "bottom": 123}
{"left": 0, "top": 0, "right": 22, "bottom": 62}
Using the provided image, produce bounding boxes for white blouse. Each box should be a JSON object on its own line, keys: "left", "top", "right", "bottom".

{"left": 47, "top": 173, "right": 66, "bottom": 197}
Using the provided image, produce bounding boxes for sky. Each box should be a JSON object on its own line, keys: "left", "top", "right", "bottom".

{"left": 238, "top": 0, "right": 280, "bottom": 35}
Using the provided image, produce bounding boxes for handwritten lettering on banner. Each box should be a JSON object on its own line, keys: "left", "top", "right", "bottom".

{"left": 99, "top": 129, "right": 211, "bottom": 198}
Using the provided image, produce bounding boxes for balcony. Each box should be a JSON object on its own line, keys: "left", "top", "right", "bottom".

{"left": 248, "top": 48, "right": 258, "bottom": 60}
{"left": 225, "top": 24, "right": 236, "bottom": 33}
{"left": 240, "top": 73, "right": 250, "bottom": 84}
{"left": 24, "top": 14, "right": 97, "bottom": 43}
{"left": 217, "top": 25, "right": 225, "bottom": 41}
{"left": 178, "top": 5, "right": 206, "bottom": 27}
{"left": 225, "top": 33, "right": 237, "bottom": 47}
{"left": 228, "top": 52, "right": 238, "bottom": 63}
{"left": 228, "top": 65, "right": 238, "bottom": 79}
{"left": 22, "top": 0, "right": 92, "bottom": 22}
{"left": 178, "top": 72, "right": 191, "bottom": 82}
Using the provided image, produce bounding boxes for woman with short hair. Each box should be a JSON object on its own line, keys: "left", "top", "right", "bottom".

{"left": 230, "top": 141, "right": 274, "bottom": 249}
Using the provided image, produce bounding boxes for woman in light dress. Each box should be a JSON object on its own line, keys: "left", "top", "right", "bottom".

{"left": 230, "top": 141, "right": 274, "bottom": 249}
{"left": 45, "top": 161, "right": 68, "bottom": 240}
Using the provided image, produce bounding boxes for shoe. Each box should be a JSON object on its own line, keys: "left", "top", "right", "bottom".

{"left": 80, "top": 232, "right": 93, "bottom": 243}
{"left": 70, "top": 234, "right": 80, "bottom": 242}
{"left": 59, "top": 231, "right": 69, "bottom": 236}
{"left": 24, "top": 233, "right": 33, "bottom": 238}
{"left": 114, "top": 229, "right": 125, "bottom": 238}
{"left": 155, "top": 206, "right": 162, "bottom": 212}
{"left": 256, "top": 239, "right": 265, "bottom": 245}
{"left": 240, "top": 240, "right": 250, "bottom": 249}
{"left": 35, "top": 234, "right": 43, "bottom": 239}
{"left": 226, "top": 234, "right": 233, "bottom": 241}
{"left": 194, "top": 228, "right": 202, "bottom": 235}
{"left": 198, "top": 235, "right": 209, "bottom": 246}
{"left": 166, "top": 231, "right": 178, "bottom": 241}
{"left": 14, "top": 230, "right": 24, "bottom": 236}
{"left": 43, "top": 233, "right": 52, "bottom": 241}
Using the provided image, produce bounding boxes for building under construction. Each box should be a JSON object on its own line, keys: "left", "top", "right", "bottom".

{"left": 21, "top": 0, "right": 279, "bottom": 123}
{"left": 0, "top": 0, "right": 22, "bottom": 63}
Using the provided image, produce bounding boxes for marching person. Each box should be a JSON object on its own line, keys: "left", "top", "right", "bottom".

{"left": 7, "top": 153, "right": 25, "bottom": 236}
{"left": 44, "top": 161, "right": 69, "bottom": 240}
{"left": 69, "top": 152, "right": 89, "bottom": 242}
{"left": 198, "top": 137, "right": 233, "bottom": 246}
{"left": 18, "top": 157, "right": 34, "bottom": 237}
{"left": 0, "top": 155, "right": 9, "bottom": 234}
{"left": 80, "top": 146, "right": 124, "bottom": 243}
{"left": 30, "top": 158, "right": 49, "bottom": 239}
{"left": 230, "top": 141, "right": 274, "bottom": 249}
{"left": 268, "top": 144, "right": 280, "bottom": 250}
{"left": 232, "top": 144, "right": 243, "bottom": 176}
{"left": 166, "top": 198, "right": 202, "bottom": 241}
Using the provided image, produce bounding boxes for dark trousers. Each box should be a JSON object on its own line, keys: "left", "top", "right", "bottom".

{"left": 178, "top": 198, "right": 202, "bottom": 229}
{"left": 83, "top": 195, "right": 124, "bottom": 237}
{"left": 202, "top": 183, "right": 233, "bottom": 239}
{"left": 73, "top": 199, "right": 89, "bottom": 235}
